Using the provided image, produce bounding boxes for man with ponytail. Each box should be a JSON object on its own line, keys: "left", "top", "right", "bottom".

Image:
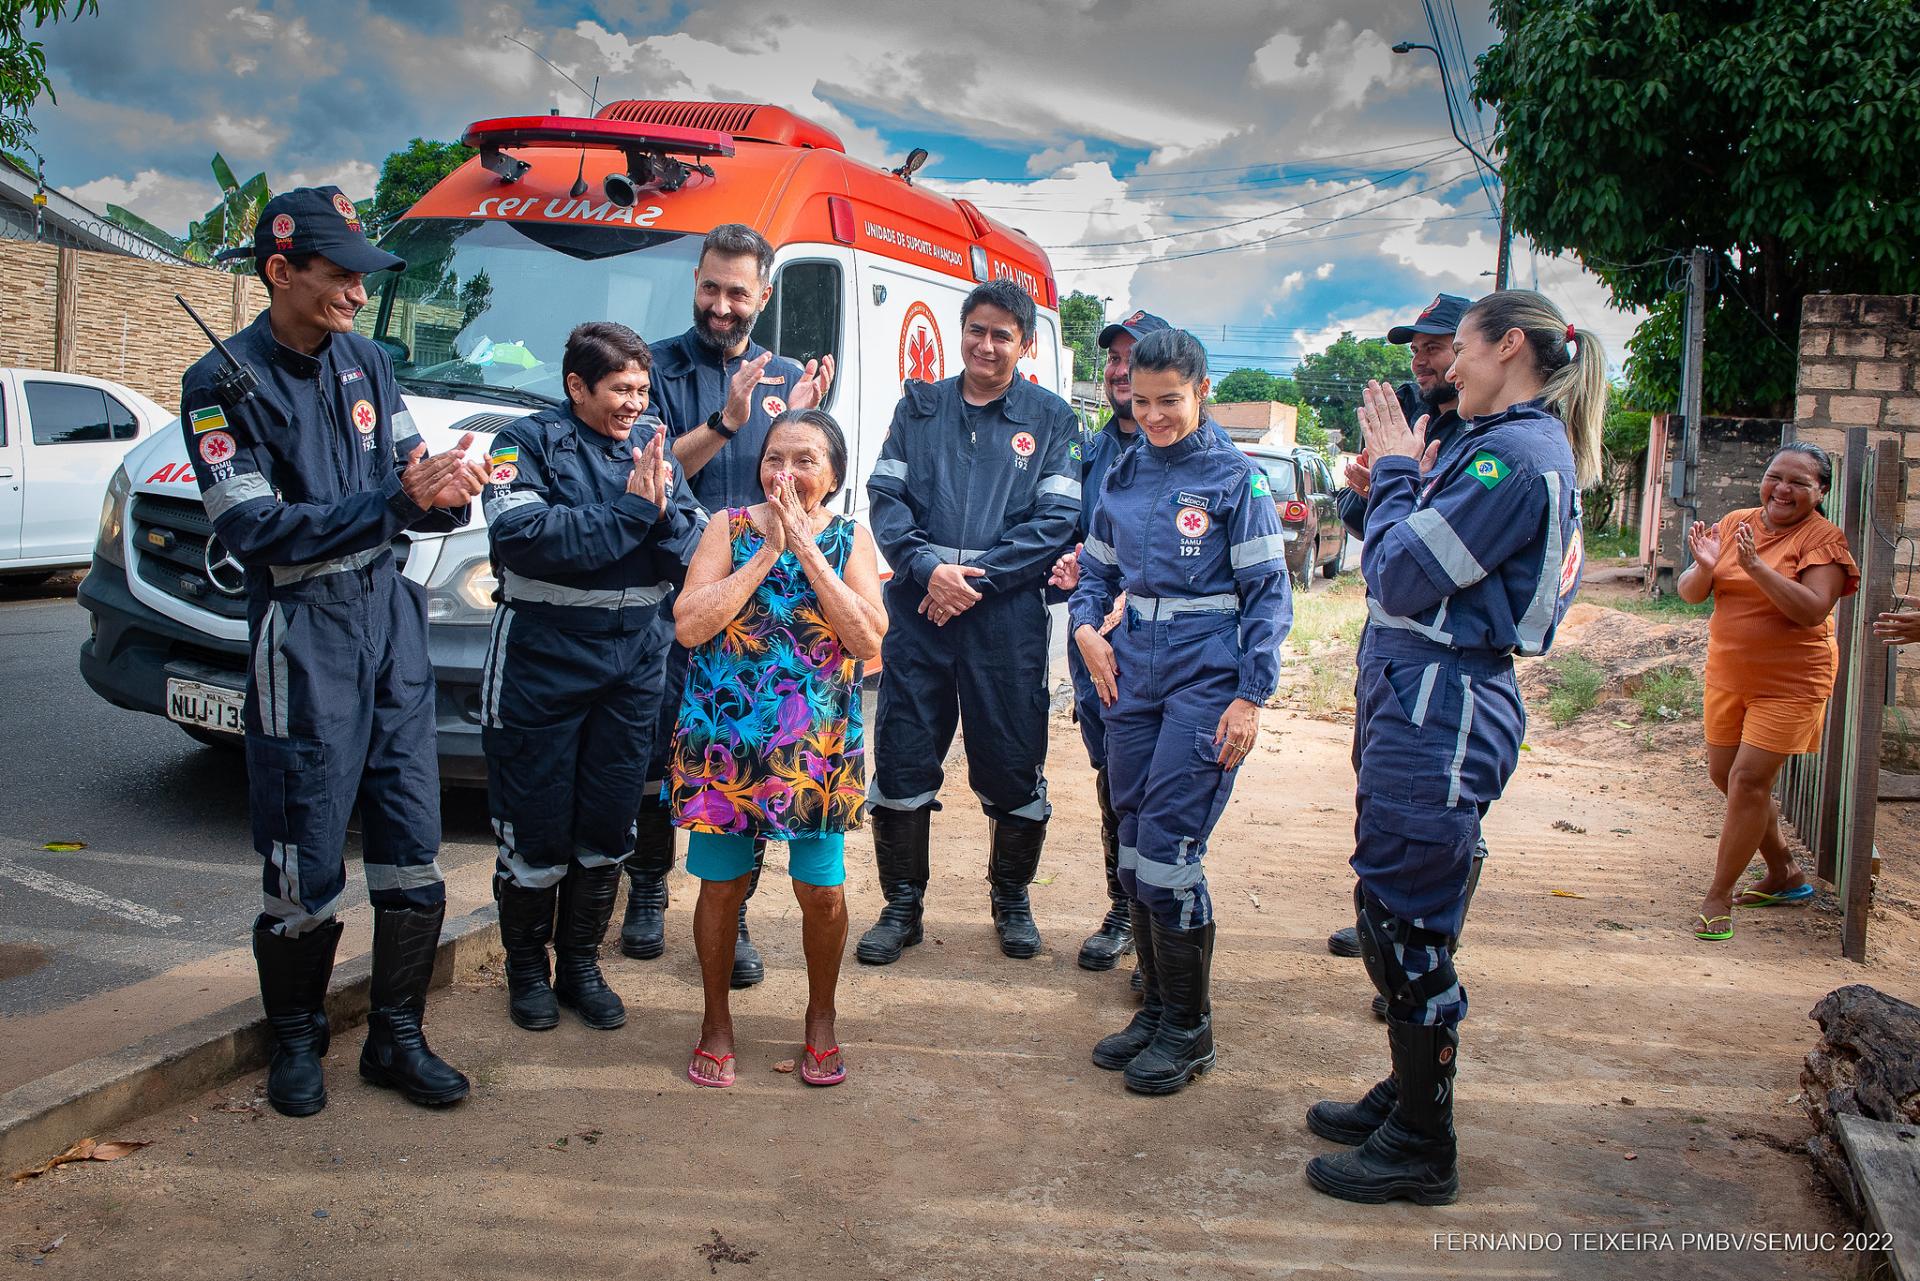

{"left": 1305, "top": 290, "right": 1605, "bottom": 1205}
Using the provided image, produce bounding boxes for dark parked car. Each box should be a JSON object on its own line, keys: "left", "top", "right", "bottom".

{"left": 1241, "top": 445, "right": 1348, "bottom": 586}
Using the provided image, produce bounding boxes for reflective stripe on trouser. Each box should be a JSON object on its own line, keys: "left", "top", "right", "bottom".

{"left": 1349, "top": 629, "right": 1524, "bottom": 938}
{"left": 1355, "top": 884, "right": 1468, "bottom": 1027}
{"left": 244, "top": 565, "right": 444, "bottom": 937}
{"left": 869, "top": 580, "right": 1050, "bottom": 823}
{"left": 1066, "top": 638, "right": 1108, "bottom": 770}
{"left": 1101, "top": 609, "right": 1244, "bottom": 931}
{"left": 482, "top": 605, "right": 669, "bottom": 890}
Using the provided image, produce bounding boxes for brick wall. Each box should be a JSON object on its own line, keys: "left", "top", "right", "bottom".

{"left": 0, "top": 242, "right": 262, "bottom": 410}
{"left": 1792, "top": 294, "right": 1920, "bottom": 738}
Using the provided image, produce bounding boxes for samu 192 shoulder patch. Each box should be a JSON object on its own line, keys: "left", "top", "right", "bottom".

{"left": 1468, "top": 452, "right": 1510, "bottom": 490}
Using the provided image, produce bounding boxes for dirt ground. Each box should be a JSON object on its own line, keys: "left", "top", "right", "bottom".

{"left": 5, "top": 587, "right": 1919, "bottom": 1279}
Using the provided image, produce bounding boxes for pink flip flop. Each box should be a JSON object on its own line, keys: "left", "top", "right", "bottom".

{"left": 687, "top": 1046, "right": 735, "bottom": 1088}
{"left": 800, "top": 1043, "right": 847, "bottom": 1087}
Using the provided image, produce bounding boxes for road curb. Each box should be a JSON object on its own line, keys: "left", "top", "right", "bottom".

{"left": 0, "top": 904, "right": 502, "bottom": 1175}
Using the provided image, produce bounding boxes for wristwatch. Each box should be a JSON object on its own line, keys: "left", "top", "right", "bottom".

{"left": 706, "top": 410, "right": 738, "bottom": 441}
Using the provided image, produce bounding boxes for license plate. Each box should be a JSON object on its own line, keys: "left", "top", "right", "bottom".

{"left": 166, "top": 678, "right": 244, "bottom": 735}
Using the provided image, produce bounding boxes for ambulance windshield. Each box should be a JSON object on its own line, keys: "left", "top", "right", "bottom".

{"left": 358, "top": 218, "right": 703, "bottom": 405}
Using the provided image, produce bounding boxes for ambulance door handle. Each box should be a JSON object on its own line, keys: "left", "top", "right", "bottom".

{"left": 0, "top": 466, "right": 12, "bottom": 479}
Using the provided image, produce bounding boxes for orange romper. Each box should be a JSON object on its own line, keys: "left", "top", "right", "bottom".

{"left": 1702, "top": 507, "right": 1859, "bottom": 754}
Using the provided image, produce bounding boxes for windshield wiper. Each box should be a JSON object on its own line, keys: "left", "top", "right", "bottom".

{"left": 396, "top": 376, "right": 559, "bottom": 410}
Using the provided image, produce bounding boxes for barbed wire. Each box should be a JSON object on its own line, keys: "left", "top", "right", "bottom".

{"left": 0, "top": 213, "right": 222, "bottom": 269}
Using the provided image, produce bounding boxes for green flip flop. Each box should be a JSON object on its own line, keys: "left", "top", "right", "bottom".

{"left": 1734, "top": 882, "right": 1814, "bottom": 908}
{"left": 1694, "top": 914, "right": 1733, "bottom": 941}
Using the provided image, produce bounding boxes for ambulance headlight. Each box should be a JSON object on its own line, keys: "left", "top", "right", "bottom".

{"left": 93, "top": 465, "right": 131, "bottom": 570}
{"left": 423, "top": 530, "right": 497, "bottom": 624}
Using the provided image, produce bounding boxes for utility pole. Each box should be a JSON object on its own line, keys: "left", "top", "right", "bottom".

{"left": 1392, "top": 40, "right": 1506, "bottom": 288}
{"left": 1671, "top": 247, "right": 1709, "bottom": 573}
{"left": 1495, "top": 202, "right": 1511, "bottom": 290}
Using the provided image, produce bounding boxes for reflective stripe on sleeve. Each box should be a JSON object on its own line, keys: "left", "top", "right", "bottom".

{"left": 925, "top": 544, "right": 986, "bottom": 565}
{"left": 1038, "top": 474, "right": 1082, "bottom": 501}
{"left": 1515, "top": 472, "right": 1565, "bottom": 656}
{"left": 482, "top": 489, "right": 545, "bottom": 523}
{"left": 499, "top": 568, "right": 670, "bottom": 609}
{"left": 1229, "top": 532, "right": 1286, "bottom": 569}
{"left": 871, "top": 458, "right": 908, "bottom": 482}
{"left": 269, "top": 544, "right": 388, "bottom": 586}
{"left": 1082, "top": 537, "right": 1118, "bottom": 565}
{"left": 1405, "top": 508, "right": 1486, "bottom": 590}
{"left": 203, "top": 471, "right": 272, "bottom": 520}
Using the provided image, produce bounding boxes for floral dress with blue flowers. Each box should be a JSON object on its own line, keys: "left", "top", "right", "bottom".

{"left": 669, "top": 509, "right": 867, "bottom": 837}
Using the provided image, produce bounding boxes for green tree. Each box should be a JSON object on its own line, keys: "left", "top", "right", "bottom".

{"left": 0, "top": 0, "right": 97, "bottom": 152}
{"left": 1476, "top": 0, "right": 1920, "bottom": 416}
{"left": 105, "top": 152, "right": 271, "bottom": 268}
{"left": 1212, "top": 367, "right": 1279, "bottom": 403}
{"left": 1058, "top": 289, "right": 1103, "bottom": 383}
{"left": 367, "top": 138, "right": 473, "bottom": 238}
{"left": 1291, "top": 333, "right": 1413, "bottom": 445}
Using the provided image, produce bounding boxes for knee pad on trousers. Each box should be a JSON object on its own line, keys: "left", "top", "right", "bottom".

{"left": 1353, "top": 885, "right": 1459, "bottom": 1024}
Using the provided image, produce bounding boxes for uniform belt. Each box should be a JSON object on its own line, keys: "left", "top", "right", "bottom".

{"left": 1127, "top": 592, "right": 1237, "bottom": 620}
{"left": 1366, "top": 626, "right": 1515, "bottom": 673}
{"left": 926, "top": 543, "right": 987, "bottom": 565}
{"left": 500, "top": 568, "right": 670, "bottom": 611}
{"left": 268, "top": 545, "right": 390, "bottom": 587}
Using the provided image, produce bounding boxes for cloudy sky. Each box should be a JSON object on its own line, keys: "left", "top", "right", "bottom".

{"left": 26, "top": 0, "right": 1637, "bottom": 376}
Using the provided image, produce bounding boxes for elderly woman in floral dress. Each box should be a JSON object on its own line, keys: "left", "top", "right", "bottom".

{"left": 670, "top": 408, "right": 886, "bottom": 1087}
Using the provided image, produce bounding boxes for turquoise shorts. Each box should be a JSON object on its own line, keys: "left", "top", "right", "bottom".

{"left": 685, "top": 831, "right": 846, "bottom": 888}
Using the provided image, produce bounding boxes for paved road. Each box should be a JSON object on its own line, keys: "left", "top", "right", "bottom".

{"left": 0, "top": 574, "right": 498, "bottom": 1043}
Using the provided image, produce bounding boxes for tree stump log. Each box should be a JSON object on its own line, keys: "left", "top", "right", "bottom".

{"left": 1802, "top": 984, "right": 1920, "bottom": 1214}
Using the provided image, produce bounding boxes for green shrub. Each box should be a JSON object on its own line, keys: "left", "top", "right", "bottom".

{"left": 1635, "top": 665, "right": 1702, "bottom": 722}
{"left": 1543, "top": 653, "right": 1607, "bottom": 727}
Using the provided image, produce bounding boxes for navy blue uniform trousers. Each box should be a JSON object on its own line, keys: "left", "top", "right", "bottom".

{"left": 246, "top": 556, "right": 443, "bottom": 935}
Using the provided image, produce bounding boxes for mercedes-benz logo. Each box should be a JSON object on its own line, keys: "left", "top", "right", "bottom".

{"left": 203, "top": 536, "right": 246, "bottom": 596}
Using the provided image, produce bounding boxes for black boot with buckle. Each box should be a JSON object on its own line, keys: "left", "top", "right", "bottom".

{"left": 856, "top": 806, "right": 931, "bottom": 965}
{"left": 987, "top": 816, "right": 1046, "bottom": 959}
{"left": 1305, "top": 1020, "right": 1459, "bottom": 1205}
{"left": 1123, "top": 919, "right": 1216, "bottom": 1094}
{"left": 253, "top": 917, "right": 343, "bottom": 1117}
{"left": 359, "top": 904, "right": 470, "bottom": 1107}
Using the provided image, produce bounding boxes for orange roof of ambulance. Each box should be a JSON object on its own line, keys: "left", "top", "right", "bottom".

{"left": 406, "top": 100, "right": 1057, "bottom": 306}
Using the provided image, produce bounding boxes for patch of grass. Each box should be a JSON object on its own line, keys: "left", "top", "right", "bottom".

{"left": 1287, "top": 575, "right": 1369, "bottom": 653}
{"left": 1302, "top": 662, "right": 1355, "bottom": 717}
{"left": 1635, "top": 665, "right": 1703, "bottom": 722}
{"left": 1543, "top": 652, "right": 1607, "bottom": 727}
{"left": 1608, "top": 593, "right": 1714, "bottom": 620}
{"left": 1584, "top": 528, "right": 1640, "bottom": 559}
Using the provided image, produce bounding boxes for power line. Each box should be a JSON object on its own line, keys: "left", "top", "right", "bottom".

{"left": 950, "top": 150, "right": 1470, "bottom": 205}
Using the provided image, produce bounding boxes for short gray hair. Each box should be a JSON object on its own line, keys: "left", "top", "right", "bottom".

{"left": 701, "top": 223, "right": 773, "bottom": 281}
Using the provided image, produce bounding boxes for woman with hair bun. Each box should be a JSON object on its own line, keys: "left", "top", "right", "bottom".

{"left": 1305, "top": 290, "right": 1605, "bottom": 1206}
{"left": 1070, "top": 327, "right": 1291, "bottom": 1097}
{"left": 1677, "top": 440, "right": 1856, "bottom": 940}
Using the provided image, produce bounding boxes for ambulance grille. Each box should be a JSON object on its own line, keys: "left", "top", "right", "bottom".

{"left": 130, "top": 493, "right": 409, "bottom": 621}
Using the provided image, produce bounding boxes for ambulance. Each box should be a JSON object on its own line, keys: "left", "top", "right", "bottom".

{"left": 78, "top": 100, "right": 1070, "bottom": 779}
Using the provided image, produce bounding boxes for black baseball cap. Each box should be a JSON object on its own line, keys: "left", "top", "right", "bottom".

{"left": 1386, "top": 293, "right": 1472, "bottom": 344}
{"left": 1099, "top": 308, "right": 1171, "bottom": 348}
{"left": 254, "top": 185, "right": 404, "bottom": 275}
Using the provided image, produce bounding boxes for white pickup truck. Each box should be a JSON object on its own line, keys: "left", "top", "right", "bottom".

{"left": 0, "top": 368, "right": 170, "bottom": 582}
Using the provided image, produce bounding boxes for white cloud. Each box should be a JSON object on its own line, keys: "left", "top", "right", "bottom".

{"left": 67, "top": 169, "right": 216, "bottom": 235}
{"left": 283, "top": 159, "right": 380, "bottom": 202}
{"left": 1026, "top": 140, "right": 1115, "bottom": 177}
{"left": 206, "top": 113, "right": 286, "bottom": 162}
{"left": 1315, "top": 262, "right": 1335, "bottom": 279}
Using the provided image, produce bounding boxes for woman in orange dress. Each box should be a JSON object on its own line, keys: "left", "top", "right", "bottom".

{"left": 1675, "top": 442, "right": 1858, "bottom": 941}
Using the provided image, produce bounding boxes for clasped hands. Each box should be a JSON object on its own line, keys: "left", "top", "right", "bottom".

{"left": 400, "top": 431, "right": 488, "bottom": 510}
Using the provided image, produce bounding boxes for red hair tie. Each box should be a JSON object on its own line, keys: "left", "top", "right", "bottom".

{"left": 1565, "top": 323, "right": 1577, "bottom": 343}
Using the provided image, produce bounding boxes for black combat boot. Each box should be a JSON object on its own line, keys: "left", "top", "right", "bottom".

{"left": 1130, "top": 963, "right": 1145, "bottom": 996}
{"left": 619, "top": 807, "right": 674, "bottom": 960}
{"left": 553, "top": 863, "right": 627, "bottom": 1030}
{"left": 1327, "top": 926, "right": 1362, "bottom": 957}
{"left": 495, "top": 879, "right": 559, "bottom": 1032}
{"left": 1091, "top": 902, "right": 1161, "bottom": 1070}
{"left": 987, "top": 817, "right": 1046, "bottom": 959}
{"left": 1076, "top": 769, "right": 1133, "bottom": 971}
{"left": 1307, "top": 1027, "right": 1399, "bottom": 1145}
{"left": 856, "top": 806, "right": 930, "bottom": 965}
{"left": 1124, "top": 919, "right": 1216, "bottom": 1094}
{"left": 730, "top": 845, "right": 766, "bottom": 989}
{"left": 359, "top": 904, "right": 470, "bottom": 1107}
{"left": 1305, "top": 1020, "right": 1459, "bottom": 1205}
{"left": 253, "top": 918, "right": 343, "bottom": 1118}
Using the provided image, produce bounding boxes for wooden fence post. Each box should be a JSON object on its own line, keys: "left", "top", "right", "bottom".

{"left": 53, "top": 246, "right": 78, "bottom": 372}
{"left": 1816, "top": 427, "right": 1869, "bottom": 879}
{"left": 1841, "top": 440, "right": 1900, "bottom": 961}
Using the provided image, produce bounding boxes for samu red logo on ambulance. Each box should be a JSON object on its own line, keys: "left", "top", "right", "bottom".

{"left": 1176, "top": 506, "right": 1211, "bottom": 538}
{"left": 199, "top": 431, "right": 236, "bottom": 465}
{"left": 762, "top": 395, "right": 786, "bottom": 418}
{"left": 351, "top": 400, "right": 377, "bottom": 435}
{"left": 898, "top": 301, "right": 944, "bottom": 384}
{"left": 1010, "top": 431, "right": 1036, "bottom": 458}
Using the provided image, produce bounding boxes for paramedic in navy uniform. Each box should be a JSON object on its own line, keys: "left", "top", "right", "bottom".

{"left": 179, "top": 186, "right": 486, "bottom": 1117}
{"left": 1304, "top": 290, "right": 1604, "bottom": 1206}
{"left": 481, "top": 322, "right": 704, "bottom": 1034}
{"left": 623, "top": 224, "right": 833, "bottom": 985}
{"left": 858, "top": 279, "right": 1081, "bottom": 966}
{"left": 1070, "top": 328, "right": 1290, "bottom": 1095}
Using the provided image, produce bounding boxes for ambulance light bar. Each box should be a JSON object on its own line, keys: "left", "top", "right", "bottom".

{"left": 461, "top": 115, "right": 737, "bottom": 159}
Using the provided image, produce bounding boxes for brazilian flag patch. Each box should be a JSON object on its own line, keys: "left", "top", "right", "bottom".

{"left": 1468, "top": 452, "right": 1510, "bottom": 490}
{"left": 189, "top": 405, "right": 228, "bottom": 434}
{"left": 1069, "top": 440, "right": 1083, "bottom": 461}
{"left": 1250, "top": 472, "right": 1271, "bottom": 499}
